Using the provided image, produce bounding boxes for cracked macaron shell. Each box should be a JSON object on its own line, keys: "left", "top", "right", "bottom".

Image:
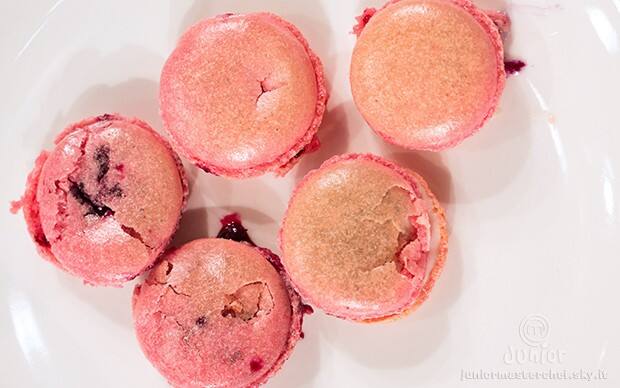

{"left": 350, "top": 0, "right": 506, "bottom": 151}
{"left": 13, "top": 114, "right": 188, "bottom": 286}
{"left": 280, "top": 154, "right": 448, "bottom": 322}
{"left": 160, "top": 12, "right": 328, "bottom": 178}
{"left": 132, "top": 239, "right": 303, "bottom": 388}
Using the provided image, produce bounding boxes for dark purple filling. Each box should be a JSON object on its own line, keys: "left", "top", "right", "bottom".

{"left": 96, "top": 113, "right": 114, "bottom": 122}
{"left": 94, "top": 143, "right": 123, "bottom": 197}
{"left": 68, "top": 142, "right": 126, "bottom": 217}
{"left": 199, "top": 166, "right": 215, "bottom": 175}
{"left": 216, "top": 213, "right": 254, "bottom": 245}
{"left": 195, "top": 316, "right": 207, "bottom": 327}
{"left": 301, "top": 304, "right": 314, "bottom": 315}
{"left": 292, "top": 149, "right": 305, "bottom": 160}
{"left": 69, "top": 181, "right": 112, "bottom": 217}
{"left": 215, "top": 214, "right": 289, "bottom": 275}
{"left": 165, "top": 262, "right": 173, "bottom": 275}
{"left": 504, "top": 60, "right": 527, "bottom": 75}
{"left": 94, "top": 145, "right": 110, "bottom": 182}
{"left": 104, "top": 183, "right": 123, "bottom": 198}
{"left": 298, "top": 304, "right": 315, "bottom": 340}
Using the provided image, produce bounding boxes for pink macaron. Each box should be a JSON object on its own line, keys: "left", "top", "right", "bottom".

{"left": 12, "top": 114, "right": 188, "bottom": 286}
{"left": 350, "top": 0, "right": 507, "bottom": 151}
{"left": 160, "top": 12, "right": 328, "bottom": 178}
{"left": 280, "top": 154, "right": 448, "bottom": 322}
{"left": 132, "top": 238, "right": 304, "bottom": 388}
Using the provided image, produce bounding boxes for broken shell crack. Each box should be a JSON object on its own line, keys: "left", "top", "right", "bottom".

{"left": 68, "top": 180, "right": 113, "bottom": 217}
{"left": 51, "top": 130, "right": 153, "bottom": 251}
{"left": 120, "top": 224, "right": 152, "bottom": 249}
{"left": 165, "top": 261, "right": 173, "bottom": 275}
{"left": 358, "top": 184, "right": 428, "bottom": 279}
{"left": 255, "top": 76, "right": 285, "bottom": 106}
{"left": 167, "top": 284, "right": 190, "bottom": 297}
{"left": 221, "top": 281, "right": 274, "bottom": 322}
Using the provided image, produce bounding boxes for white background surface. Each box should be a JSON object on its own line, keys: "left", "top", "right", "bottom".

{"left": 1, "top": 0, "right": 619, "bottom": 387}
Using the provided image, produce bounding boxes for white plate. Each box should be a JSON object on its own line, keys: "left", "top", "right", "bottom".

{"left": 1, "top": 0, "right": 619, "bottom": 387}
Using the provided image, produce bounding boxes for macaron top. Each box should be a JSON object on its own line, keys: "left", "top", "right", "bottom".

{"left": 351, "top": 0, "right": 505, "bottom": 151}
{"left": 281, "top": 154, "right": 436, "bottom": 321}
{"left": 23, "top": 114, "right": 186, "bottom": 285}
{"left": 133, "top": 239, "right": 301, "bottom": 388}
{"left": 160, "top": 13, "right": 327, "bottom": 177}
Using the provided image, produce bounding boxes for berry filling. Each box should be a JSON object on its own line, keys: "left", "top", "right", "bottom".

{"left": 94, "top": 145, "right": 110, "bottom": 182}
{"left": 47, "top": 128, "right": 151, "bottom": 254}
{"left": 216, "top": 213, "right": 254, "bottom": 245}
{"left": 249, "top": 356, "right": 264, "bottom": 373}
{"left": 504, "top": 59, "right": 527, "bottom": 75}
{"left": 69, "top": 181, "right": 113, "bottom": 217}
{"left": 195, "top": 316, "right": 208, "bottom": 327}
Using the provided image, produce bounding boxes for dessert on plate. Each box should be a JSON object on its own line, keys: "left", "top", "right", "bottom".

{"left": 160, "top": 12, "right": 328, "bottom": 178}
{"left": 280, "top": 154, "right": 448, "bottom": 322}
{"left": 12, "top": 114, "right": 187, "bottom": 286}
{"left": 132, "top": 238, "right": 304, "bottom": 387}
{"left": 350, "top": 0, "right": 508, "bottom": 151}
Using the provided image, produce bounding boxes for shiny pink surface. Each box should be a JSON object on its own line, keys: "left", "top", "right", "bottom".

{"left": 280, "top": 154, "right": 446, "bottom": 321}
{"left": 160, "top": 13, "right": 328, "bottom": 178}
{"left": 13, "top": 114, "right": 187, "bottom": 286}
{"left": 350, "top": 0, "right": 506, "bottom": 151}
{"left": 132, "top": 239, "right": 303, "bottom": 388}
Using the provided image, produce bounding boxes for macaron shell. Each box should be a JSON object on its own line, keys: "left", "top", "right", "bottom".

{"left": 22, "top": 114, "right": 187, "bottom": 285}
{"left": 160, "top": 13, "right": 328, "bottom": 177}
{"left": 281, "top": 154, "right": 444, "bottom": 321}
{"left": 132, "top": 239, "right": 302, "bottom": 388}
{"left": 363, "top": 169, "right": 449, "bottom": 323}
{"left": 351, "top": 0, "right": 506, "bottom": 151}
{"left": 10, "top": 151, "right": 58, "bottom": 266}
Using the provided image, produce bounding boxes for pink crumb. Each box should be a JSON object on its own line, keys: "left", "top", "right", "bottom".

{"left": 10, "top": 199, "right": 23, "bottom": 214}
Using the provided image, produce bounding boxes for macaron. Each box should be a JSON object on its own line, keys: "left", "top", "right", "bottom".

{"left": 132, "top": 238, "right": 304, "bottom": 388}
{"left": 280, "top": 154, "right": 448, "bottom": 322}
{"left": 12, "top": 114, "right": 187, "bottom": 286}
{"left": 160, "top": 12, "right": 328, "bottom": 178}
{"left": 350, "top": 0, "right": 507, "bottom": 151}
